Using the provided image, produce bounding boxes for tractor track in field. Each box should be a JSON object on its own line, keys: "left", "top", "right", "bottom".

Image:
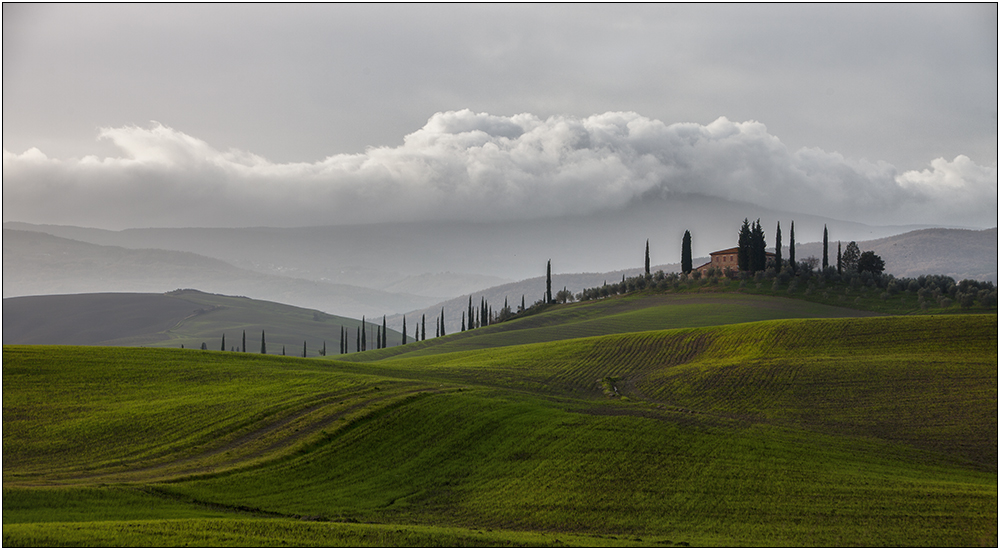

{"left": 25, "top": 385, "right": 443, "bottom": 485}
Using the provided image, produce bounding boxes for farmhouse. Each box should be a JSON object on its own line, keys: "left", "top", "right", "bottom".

{"left": 695, "top": 247, "right": 775, "bottom": 275}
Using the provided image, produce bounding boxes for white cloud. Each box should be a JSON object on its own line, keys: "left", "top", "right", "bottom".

{"left": 3, "top": 111, "right": 996, "bottom": 229}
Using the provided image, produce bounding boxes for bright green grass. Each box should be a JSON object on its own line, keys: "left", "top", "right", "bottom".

{"left": 3, "top": 346, "right": 430, "bottom": 483}
{"left": 2, "top": 518, "right": 652, "bottom": 547}
{"left": 3, "top": 315, "right": 996, "bottom": 546}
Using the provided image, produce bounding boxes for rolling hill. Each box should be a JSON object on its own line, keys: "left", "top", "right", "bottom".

{"left": 3, "top": 193, "right": 936, "bottom": 291}
{"left": 4, "top": 288, "right": 878, "bottom": 352}
{"left": 3, "top": 313, "right": 996, "bottom": 546}
{"left": 2, "top": 229, "right": 443, "bottom": 319}
{"left": 2, "top": 289, "right": 400, "bottom": 353}
{"left": 792, "top": 226, "right": 997, "bottom": 283}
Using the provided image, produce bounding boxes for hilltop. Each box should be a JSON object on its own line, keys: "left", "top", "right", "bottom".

{"left": 2, "top": 289, "right": 399, "bottom": 353}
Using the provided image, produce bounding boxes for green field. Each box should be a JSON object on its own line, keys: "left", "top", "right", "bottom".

{"left": 346, "top": 291, "right": 883, "bottom": 361}
{"left": 3, "top": 298, "right": 997, "bottom": 546}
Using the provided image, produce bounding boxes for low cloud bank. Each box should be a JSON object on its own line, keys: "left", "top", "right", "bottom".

{"left": 3, "top": 110, "right": 995, "bottom": 229}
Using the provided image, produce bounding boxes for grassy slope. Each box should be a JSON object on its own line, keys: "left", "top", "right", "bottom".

{"left": 3, "top": 314, "right": 996, "bottom": 546}
{"left": 2, "top": 289, "right": 400, "bottom": 353}
{"left": 347, "top": 291, "right": 882, "bottom": 361}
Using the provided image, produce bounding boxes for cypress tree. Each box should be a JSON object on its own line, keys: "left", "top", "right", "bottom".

{"left": 521, "top": 295, "right": 525, "bottom": 312}
{"left": 750, "top": 219, "right": 766, "bottom": 272}
{"left": 681, "top": 230, "right": 693, "bottom": 274}
{"left": 221, "top": 333, "right": 226, "bottom": 352}
{"left": 461, "top": 311, "right": 466, "bottom": 332}
{"left": 402, "top": 316, "right": 407, "bottom": 345}
{"left": 321, "top": 340, "right": 326, "bottom": 356}
{"left": 356, "top": 327, "right": 360, "bottom": 353}
{"left": 282, "top": 346, "right": 285, "bottom": 355}
{"left": 822, "top": 225, "right": 829, "bottom": 270}
{"left": 340, "top": 326, "right": 345, "bottom": 354}
{"left": 789, "top": 221, "right": 797, "bottom": 274}
{"left": 303, "top": 341, "right": 307, "bottom": 358}
{"left": 644, "top": 239, "right": 650, "bottom": 277}
{"left": 261, "top": 330, "right": 266, "bottom": 354}
{"left": 242, "top": 330, "right": 246, "bottom": 353}
{"left": 361, "top": 316, "right": 366, "bottom": 351}
{"left": 440, "top": 308, "right": 445, "bottom": 336}
{"left": 382, "top": 316, "right": 387, "bottom": 348}
{"left": 546, "top": 260, "right": 552, "bottom": 304}
{"left": 775, "top": 222, "right": 783, "bottom": 272}
{"left": 837, "top": 241, "right": 843, "bottom": 274}
{"left": 737, "top": 218, "right": 751, "bottom": 271}
{"left": 421, "top": 314, "right": 426, "bottom": 341}
{"left": 376, "top": 326, "right": 381, "bottom": 349}
{"left": 468, "top": 296, "right": 474, "bottom": 331}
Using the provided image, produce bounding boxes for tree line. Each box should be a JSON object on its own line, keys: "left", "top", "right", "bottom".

{"left": 190, "top": 220, "right": 995, "bottom": 353}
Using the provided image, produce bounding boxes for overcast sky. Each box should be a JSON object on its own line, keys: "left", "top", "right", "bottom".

{"left": 3, "top": 3, "right": 997, "bottom": 230}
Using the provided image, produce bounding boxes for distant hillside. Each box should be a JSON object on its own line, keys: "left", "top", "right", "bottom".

{"left": 374, "top": 292, "right": 881, "bottom": 361}
{"left": 793, "top": 227, "right": 997, "bottom": 283}
{"left": 3, "top": 193, "right": 932, "bottom": 290}
{"left": 389, "top": 261, "right": 708, "bottom": 334}
{"left": 2, "top": 289, "right": 398, "bottom": 353}
{"left": 2, "top": 229, "right": 442, "bottom": 318}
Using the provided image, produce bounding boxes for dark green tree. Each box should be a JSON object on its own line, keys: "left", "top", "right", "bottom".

{"left": 200, "top": 342, "right": 208, "bottom": 350}
{"left": 303, "top": 341, "right": 307, "bottom": 358}
{"left": 750, "top": 219, "right": 766, "bottom": 272}
{"left": 822, "top": 225, "right": 829, "bottom": 270}
{"left": 382, "top": 316, "right": 388, "bottom": 348}
{"left": 421, "top": 314, "right": 426, "bottom": 341}
{"left": 242, "top": 330, "right": 246, "bottom": 353}
{"left": 260, "top": 330, "right": 266, "bottom": 354}
{"left": 356, "top": 327, "right": 360, "bottom": 353}
{"left": 361, "top": 316, "right": 367, "bottom": 351}
{"left": 461, "top": 311, "right": 466, "bottom": 332}
{"left": 774, "top": 222, "right": 782, "bottom": 272}
{"left": 842, "top": 241, "right": 860, "bottom": 273}
{"left": 737, "top": 219, "right": 751, "bottom": 271}
{"left": 644, "top": 239, "right": 650, "bottom": 277}
{"left": 857, "top": 251, "right": 885, "bottom": 275}
{"left": 546, "top": 260, "right": 553, "bottom": 304}
{"left": 402, "top": 316, "right": 407, "bottom": 345}
{"left": 789, "top": 221, "right": 797, "bottom": 274}
{"left": 837, "top": 241, "right": 842, "bottom": 274}
{"left": 468, "top": 296, "right": 474, "bottom": 331}
{"left": 440, "top": 308, "right": 445, "bottom": 337}
{"left": 321, "top": 340, "right": 326, "bottom": 356}
{"left": 221, "top": 333, "right": 226, "bottom": 352}
{"left": 681, "top": 230, "right": 693, "bottom": 274}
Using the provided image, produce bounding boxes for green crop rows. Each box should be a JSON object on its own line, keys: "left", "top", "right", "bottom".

{"left": 3, "top": 311, "right": 996, "bottom": 546}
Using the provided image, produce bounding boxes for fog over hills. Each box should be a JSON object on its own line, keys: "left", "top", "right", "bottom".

{"left": 3, "top": 220, "right": 997, "bottom": 332}
{"left": 2, "top": 229, "right": 443, "bottom": 319}
{"left": 4, "top": 193, "right": 931, "bottom": 288}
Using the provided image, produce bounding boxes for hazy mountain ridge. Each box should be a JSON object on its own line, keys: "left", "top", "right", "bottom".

{"left": 2, "top": 229, "right": 443, "bottom": 318}
{"left": 3, "top": 193, "right": 937, "bottom": 290}
{"left": 792, "top": 227, "right": 997, "bottom": 284}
